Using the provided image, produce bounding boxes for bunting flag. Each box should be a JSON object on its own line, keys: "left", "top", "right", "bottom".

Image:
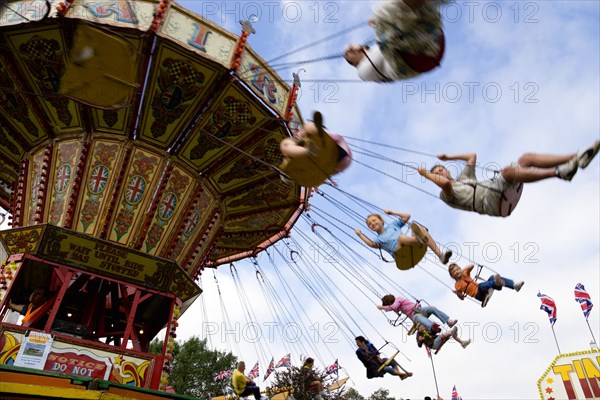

{"left": 425, "top": 345, "right": 432, "bottom": 359}
{"left": 212, "top": 369, "right": 232, "bottom": 382}
{"left": 275, "top": 353, "right": 291, "bottom": 368}
{"left": 263, "top": 357, "right": 275, "bottom": 380}
{"left": 538, "top": 292, "right": 557, "bottom": 326}
{"left": 574, "top": 283, "right": 594, "bottom": 319}
{"left": 248, "top": 361, "right": 259, "bottom": 380}
{"left": 325, "top": 359, "right": 339, "bottom": 375}
{"left": 451, "top": 385, "right": 462, "bottom": 400}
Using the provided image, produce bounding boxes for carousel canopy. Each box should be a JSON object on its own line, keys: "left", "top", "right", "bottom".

{"left": 0, "top": 0, "right": 306, "bottom": 278}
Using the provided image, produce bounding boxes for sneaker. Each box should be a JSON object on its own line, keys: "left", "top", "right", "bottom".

{"left": 555, "top": 156, "right": 579, "bottom": 181}
{"left": 579, "top": 140, "right": 600, "bottom": 169}
{"left": 449, "top": 326, "right": 458, "bottom": 336}
{"left": 400, "top": 371, "right": 413, "bottom": 380}
{"left": 431, "top": 323, "right": 442, "bottom": 333}
{"left": 410, "top": 222, "right": 429, "bottom": 245}
{"left": 494, "top": 274, "right": 505, "bottom": 287}
{"left": 461, "top": 339, "right": 471, "bottom": 349}
{"left": 439, "top": 250, "right": 452, "bottom": 265}
{"left": 481, "top": 288, "right": 494, "bottom": 308}
{"left": 513, "top": 281, "right": 525, "bottom": 292}
{"left": 447, "top": 319, "right": 458, "bottom": 328}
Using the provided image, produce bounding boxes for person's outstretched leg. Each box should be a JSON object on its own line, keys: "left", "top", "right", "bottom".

{"left": 500, "top": 276, "right": 525, "bottom": 292}
{"left": 579, "top": 140, "right": 600, "bottom": 169}
{"left": 451, "top": 330, "right": 471, "bottom": 348}
{"left": 499, "top": 142, "right": 600, "bottom": 183}
{"left": 409, "top": 223, "right": 452, "bottom": 264}
{"left": 417, "top": 306, "right": 456, "bottom": 327}
{"left": 502, "top": 152, "right": 578, "bottom": 182}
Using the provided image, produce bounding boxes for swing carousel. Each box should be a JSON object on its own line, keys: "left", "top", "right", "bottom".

{"left": 0, "top": 0, "right": 308, "bottom": 397}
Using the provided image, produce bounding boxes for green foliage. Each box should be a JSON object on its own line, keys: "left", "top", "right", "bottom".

{"left": 163, "top": 336, "right": 236, "bottom": 398}
{"left": 368, "top": 388, "right": 397, "bottom": 400}
{"left": 342, "top": 387, "right": 366, "bottom": 400}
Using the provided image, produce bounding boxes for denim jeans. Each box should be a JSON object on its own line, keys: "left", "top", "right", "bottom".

{"left": 412, "top": 305, "right": 450, "bottom": 331}
{"left": 476, "top": 275, "right": 515, "bottom": 300}
{"left": 240, "top": 385, "right": 261, "bottom": 400}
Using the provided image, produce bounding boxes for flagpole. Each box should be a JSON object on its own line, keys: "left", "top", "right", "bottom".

{"left": 585, "top": 319, "right": 598, "bottom": 345}
{"left": 428, "top": 353, "right": 440, "bottom": 399}
{"left": 551, "top": 325, "right": 561, "bottom": 354}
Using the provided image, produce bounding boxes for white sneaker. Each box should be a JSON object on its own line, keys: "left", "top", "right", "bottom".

{"left": 513, "top": 281, "right": 525, "bottom": 292}
{"left": 449, "top": 326, "right": 458, "bottom": 335}
{"left": 481, "top": 288, "right": 494, "bottom": 308}
{"left": 438, "top": 250, "right": 452, "bottom": 265}
{"left": 461, "top": 339, "right": 471, "bottom": 349}
{"left": 579, "top": 140, "right": 600, "bottom": 169}
{"left": 556, "top": 156, "right": 579, "bottom": 181}
{"left": 447, "top": 319, "right": 458, "bottom": 328}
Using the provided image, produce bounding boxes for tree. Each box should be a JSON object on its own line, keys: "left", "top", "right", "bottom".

{"left": 368, "top": 388, "right": 397, "bottom": 400}
{"left": 343, "top": 387, "right": 366, "bottom": 400}
{"left": 270, "top": 365, "right": 347, "bottom": 400}
{"left": 150, "top": 336, "right": 236, "bottom": 398}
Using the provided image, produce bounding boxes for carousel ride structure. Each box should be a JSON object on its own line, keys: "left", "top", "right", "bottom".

{"left": 0, "top": 0, "right": 306, "bottom": 397}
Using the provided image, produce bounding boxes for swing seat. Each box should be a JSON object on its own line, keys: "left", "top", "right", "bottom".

{"left": 279, "top": 132, "right": 339, "bottom": 187}
{"left": 60, "top": 23, "right": 138, "bottom": 109}
{"left": 327, "top": 377, "right": 349, "bottom": 391}
{"left": 481, "top": 288, "right": 494, "bottom": 308}
{"left": 376, "top": 350, "right": 400, "bottom": 373}
{"left": 399, "top": 30, "right": 445, "bottom": 73}
{"left": 499, "top": 183, "right": 524, "bottom": 217}
{"left": 393, "top": 242, "right": 427, "bottom": 271}
{"left": 407, "top": 322, "right": 419, "bottom": 336}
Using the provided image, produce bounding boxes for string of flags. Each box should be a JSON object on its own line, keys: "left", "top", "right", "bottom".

{"left": 213, "top": 355, "right": 340, "bottom": 382}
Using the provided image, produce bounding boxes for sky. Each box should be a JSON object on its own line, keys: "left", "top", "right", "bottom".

{"left": 2, "top": 1, "right": 600, "bottom": 399}
{"left": 167, "top": 1, "right": 600, "bottom": 399}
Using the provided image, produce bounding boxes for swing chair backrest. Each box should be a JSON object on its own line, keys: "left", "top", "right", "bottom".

{"left": 327, "top": 377, "right": 350, "bottom": 391}
{"left": 280, "top": 132, "right": 339, "bottom": 187}
{"left": 399, "top": 30, "right": 445, "bottom": 73}
{"left": 499, "top": 182, "right": 524, "bottom": 217}
{"left": 60, "top": 23, "right": 138, "bottom": 108}
{"left": 394, "top": 242, "right": 427, "bottom": 270}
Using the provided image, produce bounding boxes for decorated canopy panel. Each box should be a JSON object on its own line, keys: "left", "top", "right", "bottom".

{"left": 0, "top": 0, "right": 306, "bottom": 277}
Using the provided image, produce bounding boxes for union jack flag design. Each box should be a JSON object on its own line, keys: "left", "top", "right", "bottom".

{"left": 275, "top": 353, "right": 291, "bottom": 368}
{"left": 574, "top": 283, "right": 593, "bottom": 319}
{"left": 158, "top": 192, "right": 177, "bottom": 220}
{"left": 212, "top": 369, "right": 231, "bottom": 382}
{"left": 263, "top": 357, "right": 275, "bottom": 380}
{"left": 538, "top": 292, "right": 557, "bottom": 326}
{"left": 325, "top": 359, "right": 339, "bottom": 375}
{"left": 55, "top": 164, "right": 71, "bottom": 193}
{"left": 248, "top": 361, "right": 259, "bottom": 380}
{"left": 88, "top": 165, "right": 109, "bottom": 194}
{"left": 451, "top": 384, "right": 462, "bottom": 400}
{"left": 125, "top": 175, "right": 146, "bottom": 204}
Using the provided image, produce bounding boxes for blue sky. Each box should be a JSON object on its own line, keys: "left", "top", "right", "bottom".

{"left": 171, "top": 1, "right": 600, "bottom": 399}
{"left": 2, "top": 1, "right": 598, "bottom": 399}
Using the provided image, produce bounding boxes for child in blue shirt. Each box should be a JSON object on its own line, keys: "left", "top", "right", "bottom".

{"left": 355, "top": 210, "right": 452, "bottom": 264}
